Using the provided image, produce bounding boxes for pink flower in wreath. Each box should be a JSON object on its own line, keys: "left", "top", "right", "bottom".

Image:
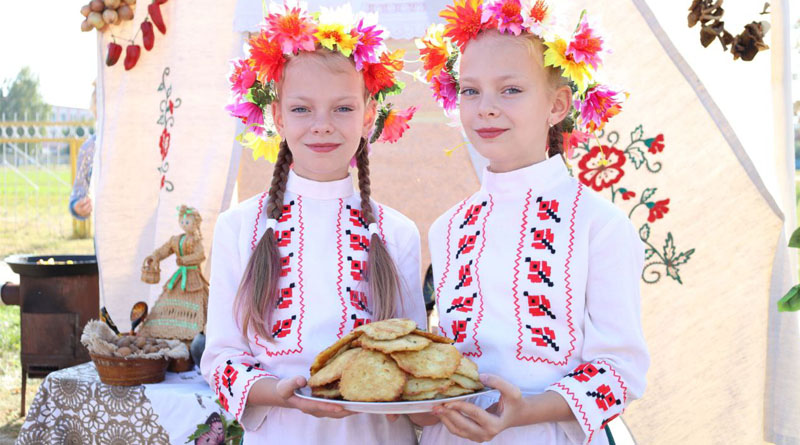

{"left": 577, "top": 145, "right": 626, "bottom": 191}
{"left": 159, "top": 128, "right": 170, "bottom": 160}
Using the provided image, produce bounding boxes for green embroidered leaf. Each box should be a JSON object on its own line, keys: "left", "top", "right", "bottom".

{"left": 643, "top": 137, "right": 655, "bottom": 147}
{"left": 789, "top": 226, "right": 800, "bottom": 248}
{"left": 639, "top": 223, "right": 650, "bottom": 241}
{"left": 672, "top": 248, "right": 695, "bottom": 266}
{"left": 644, "top": 248, "right": 656, "bottom": 260}
{"left": 186, "top": 424, "right": 210, "bottom": 443}
{"left": 628, "top": 147, "right": 645, "bottom": 169}
{"left": 666, "top": 264, "right": 683, "bottom": 284}
{"left": 641, "top": 187, "right": 657, "bottom": 203}
{"left": 662, "top": 233, "right": 676, "bottom": 260}
{"left": 778, "top": 285, "right": 800, "bottom": 312}
{"left": 630, "top": 125, "right": 644, "bottom": 142}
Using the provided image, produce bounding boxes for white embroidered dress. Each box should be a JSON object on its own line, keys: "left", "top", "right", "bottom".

{"left": 201, "top": 170, "right": 427, "bottom": 445}
{"left": 422, "top": 156, "right": 649, "bottom": 445}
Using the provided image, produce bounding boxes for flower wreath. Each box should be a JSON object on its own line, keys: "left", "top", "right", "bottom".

{"left": 417, "top": 0, "right": 626, "bottom": 160}
{"left": 226, "top": 2, "right": 417, "bottom": 163}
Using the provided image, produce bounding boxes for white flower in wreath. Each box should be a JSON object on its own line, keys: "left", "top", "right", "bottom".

{"left": 98, "top": 419, "right": 147, "bottom": 445}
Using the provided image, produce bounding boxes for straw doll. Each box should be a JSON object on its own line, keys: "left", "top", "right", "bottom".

{"left": 140, "top": 205, "right": 209, "bottom": 340}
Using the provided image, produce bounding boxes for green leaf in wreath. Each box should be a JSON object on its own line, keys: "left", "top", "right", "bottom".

{"left": 778, "top": 284, "right": 800, "bottom": 312}
{"left": 639, "top": 223, "right": 650, "bottom": 241}
{"left": 789, "top": 226, "right": 800, "bottom": 248}
{"left": 641, "top": 187, "right": 657, "bottom": 203}
{"left": 628, "top": 147, "right": 645, "bottom": 169}
{"left": 630, "top": 125, "right": 644, "bottom": 142}
{"left": 672, "top": 248, "right": 695, "bottom": 266}
{"left": 186, "top": 424, "right": 211, "bottom": 443}
{"left": 662, "top": 233, "right": 676, "bottom": 260}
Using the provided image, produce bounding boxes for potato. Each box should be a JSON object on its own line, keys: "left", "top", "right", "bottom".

{"left": 88, "top": 11, "right": 105, "bottom": 29}
{"left": 90, "top": 0, "right": 105, "bottom": 12}
{"left": 104, "top": 0, "right": 121, "bottom": 8}
{"left": 80, "top": 4, "right": 91, "bottom": 17}
{"left": 80, "top": 19, "right": 93, "bottom": 32}
{"left": 116, "top": 346, "right": 132, "bottom": 357}
{"left": 117, "top": 4, "right": 133, "bottom": 19}
{"left": 102, "top": 9, "right": 118, "bottom": 24}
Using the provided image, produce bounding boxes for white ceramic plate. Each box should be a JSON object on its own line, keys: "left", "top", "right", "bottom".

{"left": 293, "top": 387, "right": 498, "bottom": 414}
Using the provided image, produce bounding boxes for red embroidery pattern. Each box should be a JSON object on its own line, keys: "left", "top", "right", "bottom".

{"left": 553, "top": 382, "right": 595, "bottom": 443}
{"left": 251, "top": 196, "right": 305, "bottom": 357}
{"left": 436, "top": 198, "right": 492, "bottom": 357}
{"left": 336, "top": 199, "right": 383, "bottom": 337}
{"left": 512, "top": 184, "right": 582, "bottom": 366}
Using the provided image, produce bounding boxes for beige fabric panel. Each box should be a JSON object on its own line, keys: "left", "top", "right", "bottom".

{"left": 95, "top": 0, "right": 239, "bottom": 329}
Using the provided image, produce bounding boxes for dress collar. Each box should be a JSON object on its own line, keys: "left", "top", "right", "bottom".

{"left": 286, "top": 169, "right": 355, "bottom": 200}
{"left": 480, "top": 156, "right": 570, "bottom": 196}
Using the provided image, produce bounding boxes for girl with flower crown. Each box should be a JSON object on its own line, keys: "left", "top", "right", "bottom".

{"left": 410, "top": 1, "right": 649, "bottom": 444}
{"left": 199, "top": 3, "right": 425, "bottom": 444}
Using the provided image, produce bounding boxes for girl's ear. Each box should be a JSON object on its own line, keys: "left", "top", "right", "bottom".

{"left": 362, "top": 99, "right": 377, "bottom": 140}
{"left": 272, "top": 102, "right": 284, "bottom": 136}
{"left": 549, "top": 84, "right": 572, "bottom": 126}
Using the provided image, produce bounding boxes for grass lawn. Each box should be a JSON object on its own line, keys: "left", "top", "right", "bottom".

{"left": 0, "top": 163, "right": 94, "bottom": 440}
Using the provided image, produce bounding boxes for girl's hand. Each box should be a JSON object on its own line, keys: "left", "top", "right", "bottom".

{"left": 275, "top": 376, "right": 353, "bottom": 419}
{"left": 431, "top": 374, "right": 529, "bottom": 442}
{"left": 74, "top": 196, "right": 92, "bottom": 218}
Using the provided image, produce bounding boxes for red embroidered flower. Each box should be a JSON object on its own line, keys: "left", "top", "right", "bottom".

{"left": 645, "top": 134, "right": 665, "bottom": 154}
{"left": 159, "top": 128, "right": 170, "bottom": 160}
{"left": 619, "top": 188, "right": 636, "bottom": 200}
{"left": 577, "top": 145, "right": 626, "bottom": 192}
{"left": 160, "top": 175, "right": 166, "bottom": 189}
{"left": 647, "top": 199, "right": 670, "bottom": 223}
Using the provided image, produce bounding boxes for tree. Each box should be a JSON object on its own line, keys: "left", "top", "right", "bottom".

{"left": 0, "top": 66, "right": 51, "bottom": 121}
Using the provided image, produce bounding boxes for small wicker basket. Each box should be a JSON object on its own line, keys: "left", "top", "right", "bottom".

{"left": 90, "top": 353, "right": 168, "bottom": 386}
{"left": 141, "top": 257, "right": 160, "bottom": 284}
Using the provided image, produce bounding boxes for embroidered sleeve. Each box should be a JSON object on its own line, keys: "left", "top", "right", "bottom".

{"left": 200, "top": 210, "right": 277, "bottom": 431}
{"left": 547, "top": 214, "right": 649, "bottom": 444}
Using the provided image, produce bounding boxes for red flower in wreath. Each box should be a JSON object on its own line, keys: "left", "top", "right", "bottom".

{"left": 645, "top": 134, "right": 665, "bottom": 154}
{"left": 577, "top": 145, "right": 626, "bottom": 192}
{"left": 159, "top": 128, "right": 170, "bottom": 160}
{"left": 647, "top": 199, "right": 670, "bottom": 222}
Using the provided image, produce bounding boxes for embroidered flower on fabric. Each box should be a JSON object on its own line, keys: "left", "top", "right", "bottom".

{"left": 52, "top": 414, "right": 89, "bottom": 445}
{"left": 52, "top": 377, "right": 91, "bottom": 411}
{"left": 645, "top": 133, "right": 665, "bottom": 154}
{"left": 647, "top": 199, "right": 670, "bottom": 223}
{"left": 97, "top": 384, "right": 145, "bottom": 415}
{"left": 78, "top": 399, "right": 109, "bottom": 433}
{"left": 577, "top": 145, "right": 626, "bottom": 191}
{"left": 98, "top": 419, "right": 145, "bottom": 445}
{"left": 132, "top": 405, "right": 163, "bottom": 436}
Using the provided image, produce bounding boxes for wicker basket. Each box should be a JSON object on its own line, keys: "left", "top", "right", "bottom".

{"left": 90, "top": 353, "right": 168, "bottom": 386}
{"left": 141, "top": 257, "right": 160, "bottom": 284}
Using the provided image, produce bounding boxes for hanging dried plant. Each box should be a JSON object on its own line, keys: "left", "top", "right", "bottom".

{"left": 687, "top": 0, "right": 771, "bottom": 62}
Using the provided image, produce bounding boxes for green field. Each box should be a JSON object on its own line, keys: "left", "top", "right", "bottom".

{"left": 0, "top": 163, "right": 93, "bottom": 439}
